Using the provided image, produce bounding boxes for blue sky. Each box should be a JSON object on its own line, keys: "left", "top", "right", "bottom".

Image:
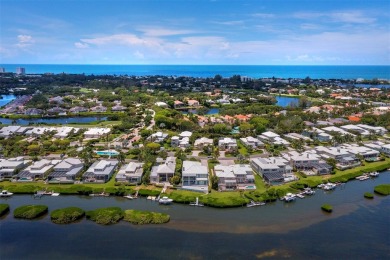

{"left": 1, "top": 0, "right": 389, "bottom": 65}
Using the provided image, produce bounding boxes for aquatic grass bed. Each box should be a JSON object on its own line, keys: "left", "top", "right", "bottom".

{"left": 0, "top": 204, "right": 10, "bottom": 217}
{"left": 374, "top": 184, "right": 390, "bottom": 196}
{"left": 86, "top": 207, "right": 124, "bottom": 225}
{"left": 50, "top": 207, "right": 85, "bottom": 224}
{"left": 364, "top": 192, "right": 374, "bottom": 199}
{"left": 124, "top": 210, "right": 170, "bottom": 225}
{"left": 321, "top": 204, "right": 333, "bottom": 213}
{"left": 14, "top": 205, "right": 48, "bottom": 219}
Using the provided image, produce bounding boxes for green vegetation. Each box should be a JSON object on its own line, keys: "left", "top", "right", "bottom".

{"left": 374, "top": 184, "right": 390, "bottom": 196}
{"left": 364, "top": 192, "right": 374, "bottom": 199}
{"left": 86, "top": 207, "right": 124, "bottom": 225}
{"left": 321, "top": 204, "right": 333, "bottom": 213}
{"left": 0, "top": 204, "right": 10, "bottom": 217}
{"left": 123, "top": 209, "right": 170, "bottom": 225}
{"left": 50, "top": 207, "right": 85, "bottom": 224}
{"left": 201, "top": 191, "right": 249, "bottom": 208}
{"left": 14, "top": 205, "right": 48, "bottom": 219}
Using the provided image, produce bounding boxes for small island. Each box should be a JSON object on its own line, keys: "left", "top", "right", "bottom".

{"left": 374, "top": 184, "right": 390, "bottom": 196}
{"left": 86, "top": 207, "right": 124, "bottom": 225}
{"left": 321, "top": 204, "right": 333, "bottom": 213}
{"left": 14, "top": 205, "right": 48, "bottom": 219}
{"left": 0, "top": 203, "right": 10, "bottom": 217}
{"left": 50, "top": 207, "right": 85, "bottom": 224}
{"left": 124, "top": 209, "right": 170, "bottom": 225}
{"left": 364, "top": 192, "right": 374, "bottom": 199}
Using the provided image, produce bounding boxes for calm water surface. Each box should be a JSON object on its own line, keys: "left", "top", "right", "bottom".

{"left": 1, "top": 172, "right": 389, "bottom": 259}
{"left": 0, "top": 95, "right": 16, "bottom": 107}
{"left": 275, "top": 96, "right": 300, "bottom": 107}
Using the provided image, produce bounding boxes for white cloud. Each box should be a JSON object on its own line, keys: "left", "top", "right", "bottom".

{"left": 137, "top": 27, "right": 195, "bottom": 37}
{"left": 294, "top": 10, "right": 376, "bottom": 24}
{"left": 133, "top": 50, "right": 144, "bottom": 59}
{"left": 16, "top": 34, "right": 34, "bottom": 49}
{"left": 74, "top": 42, "right": 89, "bottom": 49}
{"left": 252, "top": 13, "right": 275, "bottom": 18}
{"left": 213, "top": 20, "right": 245, "bottom": 26}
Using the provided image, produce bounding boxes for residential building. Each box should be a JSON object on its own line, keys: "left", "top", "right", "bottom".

{"left": 240, "top": 136, "right": 264, "bottom": 149}
{"left": 302, "top": 127, "right": 333, "bottom": 142}
{"left": 0, "top": 157, "right": 30, "bottom": 179}
{"left": 382, "top": 144, "right": 390, "bottom": 156}
{"left": 154, "top": 102, "right": 168, "bottom": 108}
{"left": 16, "top": 159, "right": 59, "bottom": 181}
{"left": 340, "top": 125, "right": 370, "bottom": 136}
{"left": 90, "top": 105, "right": 107, "bottom": 113}
{"left": 82, "top": 160, "right": 118, "bottom": 183}
{"left": 214, "top": 164, "right": 254, "bottom": 191}
{"left": 218, "top": 137, "right": 238, "bottom": 151}
{"left": 16, "top": 67, "right": 25, "bottom": 75}
{"left": 251, "top": 157, "right": 293, "bottom": 182}
{"left": 194, "top": 137, "right": 213, "bottom": 149}
{"left": 356, "top": 124, "right": 388, "bottom": 135}
{"left": 149, "top": 131, "right": 168, "bottom": 143}
{"left": 54, "top": 127, "right": 79, "bottom": 139}
{"left": 181, "top": 161, "right": 208, "bottom": 192}
{"left": 47, "top": 158, "right": 84, "bottom": 183}
{"left": 84, "top": 128, "right": 111, "bottom": 138}
{"left": 174, "top": 100, "right": 185, "bottom": 109}
{"left": 258, "top": 131, "right": 290, "bottom": 146}
{"left": 150, "top": 157, "right": 176, "bottom": 184}
{"left": 0, "top": 125, "right": 21, "bottom": 138}
{"left": 340, "top": 144, "right": 380, "bottom": 161}
{"left": 69, "top": 106, "right": 88, "bottom": 113}
{"left": 116, "top": 162, "right": 144, "bottom": 183}
{"left": 187, "top": 99, "right": 200, "bottom": 107}
{"left": 171, "top": 131, "right": 192, "bottom": 148}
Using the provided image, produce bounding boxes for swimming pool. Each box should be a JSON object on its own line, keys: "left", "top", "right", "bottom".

{"left": 245, "top": 185, "right": 256, "bottom": 190}
{"left": 95, "top": 150, "right": 119, "bottom": 156}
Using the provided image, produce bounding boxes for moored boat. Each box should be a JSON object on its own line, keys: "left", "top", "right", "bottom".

{"left": 159, "top": 196, "right": 173, "bottom": 205}
{"left": 0, "top": 190, "right": 13, "bottom": 197}
{"left": 323, "top": 183, "right": 336, "bottom": 191}
{"left": 246, "top": 200, "right": 266, "bottom": 207}
{"left": 190, "top": 197, "right": 204, "bottom": 207}
{"left": 369, "top": 171, "right": 379, "bottom": 177}
{"left": 283, "top": 193, "right": 296, "bottom": 202}
{"left": 303, "top": 188, "right": 315, "bottom": 195}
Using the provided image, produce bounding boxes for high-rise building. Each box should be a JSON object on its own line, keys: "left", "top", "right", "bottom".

{"left": 0, "top": 68, "right": 5, "bottom": 73}
{"left": 16, "top": 67, "right": 26, "bottom": 75}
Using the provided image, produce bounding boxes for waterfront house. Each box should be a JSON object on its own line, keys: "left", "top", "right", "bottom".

{"left": 218, "top": 137, "right": 238, "bottom": 151}
{"left": 340, "top": 144, "right": 380, "bottom": 161}
{"left": 47, "top": 107, "right": 67, "bottom": 115}
{"left": 116, "top": 162, "right": 144, "bottom": 184}
{"left": 69, "top": 106, "right": 88, "bottom": 113}
{"left": 181, "top": 161, "right": 208, "bottom": 192}
{"left": 340, "top": 125, "right": 370, "bottom": 136}
{"left": 174, "top": 100, "right": 185, "bottom": 109}
{"left": 24, "top": 108, "right": 43, "bottom": 115}
{"left": 150, "top": 157, "right": 176, "bottom": 184}
{"left": 187, "top": 99, "right": 200, "bottom": 107}
{"left": 381, "top": 144, "right": 390, "bottom": 156}
{"left": 47, "top": 158, "right": 84, "bottom": 183}
{"left": 16, "top": 159, "right": 59, "bottom": 181}
{"left": 214, "top": 164, "right": 254, "bottom": 191}
{"left": 283, "top": 151, "right": 332, "bottom": 175}
{"left": 90, "top": 105, "right": 107, "bottom": 113}
{"left": 356, "top": 124, "right": 387, "bottom": 135}
{"left": 111, "top": 105, "right": 127, "bottom": 111}
{"left": 250, "top": 157, "right": 293, "bottom": 182}
{"left": 0, "top": 157, "right": 30, "bottom": 179}
{"left": 82, "top": 160, "right": 118, "bottom": 183}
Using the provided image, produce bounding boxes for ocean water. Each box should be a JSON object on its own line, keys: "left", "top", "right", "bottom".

{"left": 1, "top": 64, "right": 389, "bottom": 79}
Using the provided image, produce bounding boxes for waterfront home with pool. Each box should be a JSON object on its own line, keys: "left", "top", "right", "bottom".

{"left": 181, "top": 161, "right": 209, "bottom": 193}
{"left": 116, "top": 162, "right": 144, "bottom": 184}
{"left": 214, "top": 164, "right": 255, "bottom": 191}
{"left": 150, "top": 157, "right": 176, "bottom": 184}
{"left": 16, "top": 159, "right": 59, "bottom": 181}
{"left": 84, "top": 128, "right": 111, "bottom": 139}
{"left": 47, "top": 158, "right": 84, "bottom": 183}
{"left": 0, "top": 157, "right": 30, "bottom": 179}
{"left": 82, "top": 160, "right": 118, "bottom": 183}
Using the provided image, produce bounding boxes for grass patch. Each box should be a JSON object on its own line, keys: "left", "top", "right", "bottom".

{"left": 374, "top": 184, "right": 390, "bottom": 196}
{"left": 321, "top": 204, "right": 333, "bottom": 213}
{"left": 0, "top": 204, "right": 10, "bottom": 217}
{"left": 123, "top": 209, "right": 170, "bottom": 225}
{"left": 50, "top": 207, "right": 85, "bottom": 224}
{"left": 14, "top": 205, "right": 48, "bottom": 219}
{"left": 166, "top": 190, "right": 200, "bottom": 204}
{"left": 86, "top": 207, "right": 124, "bottom": 225}
{"left": 201, "top": 191, "right": 249, "bottom": 208}
{"left": 364, "top": 192, "right": 374, "bottom": 199}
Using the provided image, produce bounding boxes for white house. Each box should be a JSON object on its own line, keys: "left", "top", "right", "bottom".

{"left": 149, "top": 132, "right": 169, "bottom": 143}
{"left": 218, "top": 137, "right": 237, "bottom": 151}
{"left": 214, "top": 164, "right": 254, "bottom": 191}
{"left": 181, "top": 161, "right": 208, "bottom": 192}
{"left": 16, "top": 159, "right": 59, "bottom": 181}
{"left": 84, "top": 128, "right": 111, "bottom": 139}
{"left": 150, "top": 157, "right": 176, "bottom": 184}
{"left": 0, "top": 157, "right": 30, "bottom": 179}
{"left": 47, "top": 158, "right": 84, "bottom": 183}
{"left": 250, "top": 157, "right": 293, "bottom": 182}
{"left": 82, "top": 160, "right": 118, "bottom": 183}
{"left": 240, "top": 136, "right": 264, "bottom": 149}
{"left": 116, "top": 162, "right": 144, "bottom": 183}
{"left": 194, "top": 137, "right": 213, "bottom": 149}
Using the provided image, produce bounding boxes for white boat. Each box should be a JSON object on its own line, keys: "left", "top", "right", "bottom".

{"left": 359, "top": 175, "right": 370, "bottom": 181}
{"left": 369, "top": 171, "right": 379, "bottom": 177}
{"left": 159, "top": 196, "right": 173, "bottom": 205}
{"left": 246, "top": 200, "right": 265, "bottom": 207}
{"left": 0, "top": 190, "right": 13, "bottom": 197}
{"left": 283, "top": 193, "right": 296, "bottom": 202}
{"left": 295, "top": 193, "right": 305, "bottom": 199}
{"left": 89, "top": 192, "right": 109, "bottom": 197}
{"left": 323, "top": 183, "right": 336, "bottom": 191}
{"left": 303, "top": 188, "right": 315, "bottom": 195}
{"left": 123, "top": 195, "right": 134, "bottom": 200}
{"left": 317, "top": 183, "right": 325, "bottom": 189}
{"left": 190, "top": 197, "right": 204, "bottom": 207}
{"left": 51, "top": 193, "right": 60, "bottom": 196}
